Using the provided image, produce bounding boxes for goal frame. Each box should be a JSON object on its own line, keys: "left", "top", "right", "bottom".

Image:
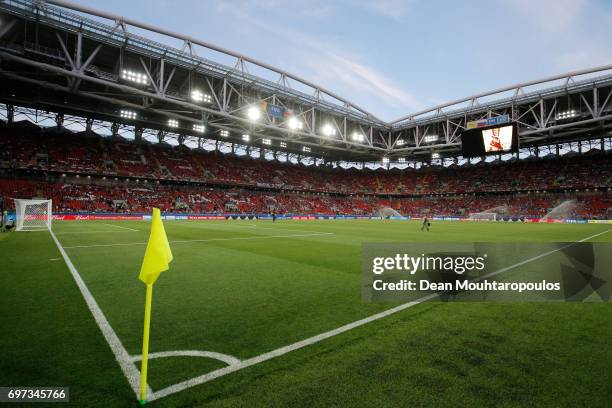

{"left": 14, "top": 199, "right": 52, "bottom": 231}
{"left": 468, "top": 212, "right": 497, "bottom": 221}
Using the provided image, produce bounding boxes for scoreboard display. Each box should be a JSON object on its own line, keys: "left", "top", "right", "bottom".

{"left": 461, "top": 123, "right": 518, "bottom": 156}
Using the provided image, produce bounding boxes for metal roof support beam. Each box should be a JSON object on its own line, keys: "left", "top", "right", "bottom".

{"left": 138, "top": 57, "right": 160, "bottom": 94}
{"left": 0, "top": 18, "right": 17, "bottom": 39}
{"left": 55, "top": 32, "right": 75, "bottom": 70}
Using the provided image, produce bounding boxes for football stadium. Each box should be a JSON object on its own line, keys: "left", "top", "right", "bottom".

{"left": 1, "top": 0, "right": 611, "bottom": 406}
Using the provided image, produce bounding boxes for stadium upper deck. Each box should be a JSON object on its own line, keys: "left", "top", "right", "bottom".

{"left": 0, "top": 0, "right": 611, "bottom": 164}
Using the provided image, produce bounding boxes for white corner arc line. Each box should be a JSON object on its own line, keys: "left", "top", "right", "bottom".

{"left": 129, "top": 350, "right": 241, "bottom": 366}
{"left": 49, "top": 229, "right": 151, "bottom": 398}
{"left": 62, "top": 232, "right": 335, "bottom": 249}
{"left": 149, "top": 229, "right": 610, "bottom": 401}
{"left": 99, "top": 223, "right": 140, "bottom": 231}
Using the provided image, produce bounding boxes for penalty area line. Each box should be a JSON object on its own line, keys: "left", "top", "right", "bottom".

{"left": 48, "top": 229, "right": 150, "bottom": 399}
{"left": 62, "top": 232, "right": 335, "bottom": 249}
{"left": 149, "top": 228, "right": 610, "bottom": 401}
{"left": 99, "top": 222, "right": 140, "bottom": 232}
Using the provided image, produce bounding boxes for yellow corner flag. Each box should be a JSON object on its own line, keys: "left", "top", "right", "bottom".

{"left": 139, "top": 208, "right": 173, "bottom": 285}
{"left": 139, "top": 208, "right": 173, "bottom": 405}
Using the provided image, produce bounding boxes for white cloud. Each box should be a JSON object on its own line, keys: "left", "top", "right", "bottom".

{"left": 210, "top": 1, "right": 420, "bottom": 118}
{"left": 347, "top": 0, "right": 415, "bottom": 19}
{"left": 213, "top": 0, "right": 336, "bottom": 19}
{"left": 504, "top": 0, "right": 586, "bottom": 32}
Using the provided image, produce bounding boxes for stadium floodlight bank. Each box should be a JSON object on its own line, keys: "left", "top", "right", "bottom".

{"left": 15, "top": 199, "right": 52, "bottom": 231}
{"left": 469, "top": 212, "right": 497, "bottom": 221}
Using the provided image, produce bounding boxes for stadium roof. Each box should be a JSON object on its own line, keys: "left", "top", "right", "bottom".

{"left": 0, "top": 0, "right": 612, "bottom": 163}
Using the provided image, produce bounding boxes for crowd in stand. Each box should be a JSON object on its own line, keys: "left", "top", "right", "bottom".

{"left": 1, "top": 178, "right": 609, "bottom": 219}
{"left": 0, "top": 126, "right": 610, "bottom": 219}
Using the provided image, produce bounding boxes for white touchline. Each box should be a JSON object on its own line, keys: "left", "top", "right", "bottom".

{"left": 148, "top": 228, "right": 611, "bottom": 401}
{"left": 99, "top": 223, "right": 140, "bottom": 232}
{"left": 49, "top": 229, "right": 151, "bottom": 399}
{"left": 62, "top": 232, "right": 335, "bottom": 249}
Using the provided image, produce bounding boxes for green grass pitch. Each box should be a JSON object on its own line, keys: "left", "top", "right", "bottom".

{"left": 1, "top": 220, "right": 611, "bottom": 407}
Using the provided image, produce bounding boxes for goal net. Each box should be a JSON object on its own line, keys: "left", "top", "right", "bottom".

{"left": 468, "top": 212, "right": 497, "bottom": 221}
{"left": 14, "top": 199, "right": 52, "bottom": 231}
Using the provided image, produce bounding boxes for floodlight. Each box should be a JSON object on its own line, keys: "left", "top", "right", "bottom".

{"left": 262, "top": 138, "right": 272, "bottom": 145}
{"left": 120, "top": 110, "right": 137, "bottom": 119}
{"left": 168, "top": 119, "right": 179, "bottom": 128}
{"left": 321, "top": 124, "right": 336, "bottom": 137}
{"left": 431, "top": 152, "right": 440, "bottom": 159}
{"left": 382, "top": 157, "right": 390, "bottom": 164}
{"left": 351, "top": 132, "right": 364, "bottom": 142}
{"left": 247, "top": 106, "right": 261, "bottom": 121}
{"left": 191, "top": 90, "right": 212, "bottom": 104}
{"left": 220, "top": 130, "right": 229, "bottom": 137}
{"left": 424, "top": 135, "right": 439, "bottom": 143}
{"left": 303, "top": 146, "right": 311, "bottom": 152}
{"left": 288, "top": 117, "right": 303, "bottom": 130}
{"left": 193, "top": 124, "right": 205, "bottom": 133}
{"left": 242, "top": 134, "right": 250, "bottom": 142}
{"left": 280, "top": 141, "right": 287, "bottom": 148}
{"left": 398, "top": 157, "right": 406, "bottom": 163}
{"left": 556, "top": 110, "right": 578, "bottom": 120}
{"left": 396, "top": 138, "right": 405, "bottom": 146}
{"left": 121, "top": 69, "right": 148, "bottom": 85}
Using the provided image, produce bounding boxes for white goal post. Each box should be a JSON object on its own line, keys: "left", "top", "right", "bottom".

{"left": 468, "top": 212, "right": 497, "bottom": 221}
{"left": 14, "top": 199, "right": 52, "bottom": 231}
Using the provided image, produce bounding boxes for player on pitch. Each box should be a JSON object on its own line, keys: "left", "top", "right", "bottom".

{"left": 421, "top": 216, "right": 430, "bottom": 232}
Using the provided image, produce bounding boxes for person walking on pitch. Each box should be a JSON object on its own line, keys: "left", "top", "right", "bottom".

{"left": 421, "top": 217, "right": 430, "bottom": 232}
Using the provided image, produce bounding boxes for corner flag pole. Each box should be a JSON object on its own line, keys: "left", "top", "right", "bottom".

{"left": 139, "top": 284, "right": 153, "bottom": 404}
{"left": 137, "top": 208, "right": 173, "bottom": 404}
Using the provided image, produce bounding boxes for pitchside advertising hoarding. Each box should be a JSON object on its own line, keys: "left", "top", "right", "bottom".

{"left": 24, "top": 213, "right": 608, "bottom": 223}
{"left": 361, "top": 243, "right": 612, "bottom": 302}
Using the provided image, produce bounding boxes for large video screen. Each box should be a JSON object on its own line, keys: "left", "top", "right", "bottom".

{"left": 461, "top": 123, "right": 518, "bottom": 156}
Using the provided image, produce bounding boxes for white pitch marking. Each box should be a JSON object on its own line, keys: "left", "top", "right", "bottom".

{"left": 62, "top": 232, "right": 335, "bottom": 249}
{"left": 49, "top": 258, "right": 61, "bottom": 261}
{"left": 173, "top": 221, "right": 331, "bottom": 235}
{"left": 99, "top": 223, "right": 139, "bottom": 232}
{"left": 49, "top": 229, "right": 151, "bottom": 398}
{"left": 54, "top": 230, "right": 136, "bottom": 235}
{"left": 148, "top": 228, "right": 611, "bottom": 401}
{"left": 129, "top": 350, "right": 241, "bottom": 366}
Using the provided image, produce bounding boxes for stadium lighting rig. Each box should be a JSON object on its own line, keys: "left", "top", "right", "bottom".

{"left": 193, "top": 124, "right": 205, "bottom": 133}
{"left": 191, "top": 90, "right": 212, "bottom": 104}
{"left": 247, "top": 106, "right": 261, "bottom": 121}
{"left": 396, "top": 139, "right": 405, "bottom": 146}
{"left": 280, "top": 141, "right": 287, "bottom": 148}
{"left": 351, "top": 132, "right": 364, "bottom": 142}
{"left": 423, "top": 135, "right": 439, "bottom": 143}
{"left": 262, "top": 138, "right": 272, "bottom": 146}
{"left": 303, "top": 146, "right": 311, "bottom": 152}
{"left": 242, "top": 134, "right": 250, "bottom": 142}
{"left": 431, "top": 152, "right": 440, "bottom": 159}
{"left": 556, "top": 110, "right": 577, "bottom": 120}
{"left": 120, "top": 110, "right": 137, "bottom": 120}
{"left": 121, "top": 70, "right": 148, "bottom": 85}
{"left": 220, "top": 129, "right": 230, "bottom": 137}
{"left": 398, "top": 157, "right": 406, "bottom": 163}
{"left": 382, "top": 157, "right": 390, "bottom": 164}
{"left": 168, "top": 119, "right": 179, "bottom": 128}
{"left": 288, "top": 117, "right": 303, "bottom": 130}
{"left": 321, "top": 124, "right": 337, "bottom": 137}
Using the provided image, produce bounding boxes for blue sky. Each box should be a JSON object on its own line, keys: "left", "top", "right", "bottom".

{"left": 68, "top": 0, "right": 612, "bottom": 121}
